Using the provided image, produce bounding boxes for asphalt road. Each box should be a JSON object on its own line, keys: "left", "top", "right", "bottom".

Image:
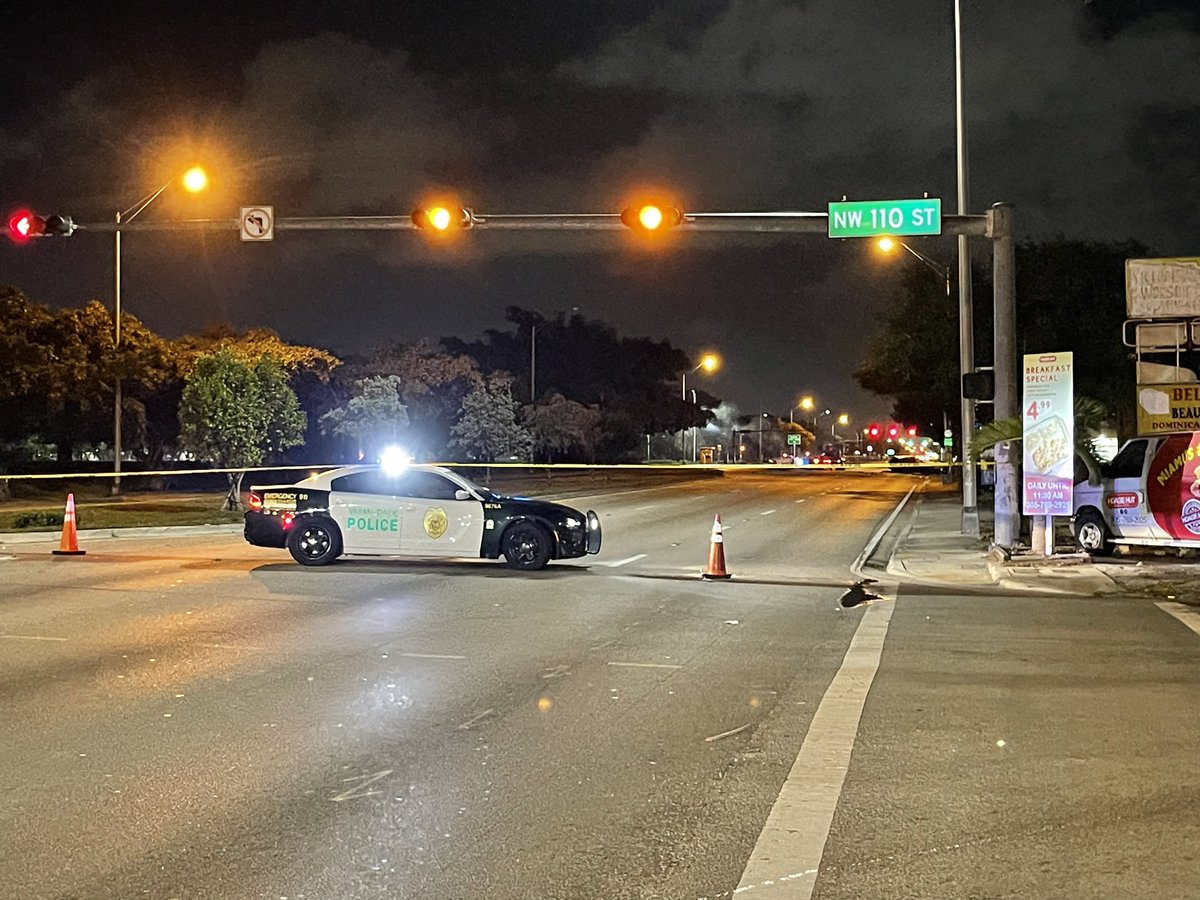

{"left": 2, "top": 470, "right": 1198, "bottom": 899}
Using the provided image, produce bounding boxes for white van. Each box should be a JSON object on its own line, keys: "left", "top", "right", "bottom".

{"left": 1072, "top": 433, "right": 1200, "bottom": 555}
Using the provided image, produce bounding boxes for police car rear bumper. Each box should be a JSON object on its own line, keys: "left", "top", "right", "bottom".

{"left": 244, "top": 510, "right": 288, "bottom": 548}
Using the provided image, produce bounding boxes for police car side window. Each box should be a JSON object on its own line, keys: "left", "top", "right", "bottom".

{"left": 330, "top": 472, "right": 397, "bottom": 495}
{"left": 396, "top": 472, "right": 460, "bottom": 500}
{"left": 1107, "top": 441, "right": 1147, "bottom": 479}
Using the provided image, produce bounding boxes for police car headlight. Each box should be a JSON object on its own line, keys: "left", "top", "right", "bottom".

{"left": 563, "top": 517, "right": 582, "bottom": 529}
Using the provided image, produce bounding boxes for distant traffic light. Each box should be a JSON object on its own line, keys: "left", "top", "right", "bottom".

{"left": 621, "top": 203, "right": 682, "bottom": 234}
{"left": 887, "top": 425, "right": 899, "bottom": 439}
{"left": 411, "top": 205, "right": 472, "bottom": 233}
{"left": 868, "top": 424, "right": 881, "bottom": 438}
{"left": 7, "top": 210, "right": 75, "bottom": 241}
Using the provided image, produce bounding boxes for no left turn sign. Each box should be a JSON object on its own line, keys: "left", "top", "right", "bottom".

{"left": 240, "top": 206, "right": 274, "bottom": 241}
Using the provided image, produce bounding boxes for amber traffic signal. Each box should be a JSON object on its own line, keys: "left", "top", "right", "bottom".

{"left": 411, "top": 205, "right": 472, "bottom": 232}
{"left": 621, "top": 203, "right": 682, "bottom": 234}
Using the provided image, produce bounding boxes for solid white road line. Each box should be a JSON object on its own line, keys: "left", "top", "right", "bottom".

{"left": 606, "top": 661, "right": 682, "bottom": 669}
{"left": 400, "top": 652, "right": 468, "bottom": 660}
{"left": 736, "top": 599, "right": 895, "bottom": 898}
{"left": 760, "top": 509, "right": 777, "bottom": 516}
{"left": 600, "top": 554, "right": 648, "bottom": 568}
{"left": 1156, "top": 601, "right": 1200, "bottom": 637}
{"left": 1, "top": 634, "right": 69, "bottom": 642}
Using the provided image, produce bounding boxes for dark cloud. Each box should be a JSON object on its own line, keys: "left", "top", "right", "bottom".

{"left": 1, "top": 0, "right": 1196, "bottom": 423}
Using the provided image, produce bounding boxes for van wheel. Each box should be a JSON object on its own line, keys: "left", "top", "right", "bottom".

{"left": 288, "top": 517, "right": 342, "bottom": 566}
{"left": 1073, "top": 510, "right": 1113, "bottom": 557}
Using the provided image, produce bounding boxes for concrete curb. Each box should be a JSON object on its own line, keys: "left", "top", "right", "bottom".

{"left": 0, "top": 523, "right": 243, "bottom": 545}
{"left": 986, "top": 560, "right": 1119, "bottom": 596}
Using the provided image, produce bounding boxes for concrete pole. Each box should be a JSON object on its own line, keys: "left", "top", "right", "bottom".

{"left": 991, "top": 203, "right": 1019, "bottom": 550}
{"left": 112, "top": 210, "right": 122, "bottom": 496}
{"left": 955, "top": 0, "right": 978, "bottom": 536}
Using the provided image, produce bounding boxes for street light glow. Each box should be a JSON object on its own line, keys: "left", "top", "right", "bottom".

{"left": 799, "top": 396, "right": 814, "bottom": 412}
{"left": 182, "top": 166, "right": 208, "bottom": 193}
{"left": 700, "top": 353, "right": 719, "bottom": 373}
{"left": 838, "top": 413, "right": 850, "bottom": 426}
{"left": 877, "top": 236, "right": 896, "bottom": 253}
{"left": 638, "top": 205, "right": 664, "bottom": 230}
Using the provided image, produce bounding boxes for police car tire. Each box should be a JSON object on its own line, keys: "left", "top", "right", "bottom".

{"left": 1073, "top": 510, "right": 1113, "bottom": 557}
{"left": 287, "top": 517, "right": 343, "bottom": 566}
{"left": 502, "top": 522, "right": 553, "bottom": 571}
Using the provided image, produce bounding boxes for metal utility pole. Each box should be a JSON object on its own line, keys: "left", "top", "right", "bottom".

{"left": 530, "top": 324, "right": 537, "bottom": 404}
{"left": 955, "top": 0, "right": 979, "bottom": 536}
{"left": 113, "top": 211, "right": 123, "bottom": 494}
{"left": 990, "top": 203, "right": 1019, "bottom": 548}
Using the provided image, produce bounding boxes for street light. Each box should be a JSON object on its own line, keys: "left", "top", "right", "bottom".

{"left": 876, "top": 237, "right": 951, "bottom": 298}
{"left": 682, "top": 353, "right": 719, "bottom": 462}
{"left": 112, "top": 166, "right": 208, "bottom": 493}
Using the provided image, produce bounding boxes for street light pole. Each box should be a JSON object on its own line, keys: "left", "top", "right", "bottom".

{"left": 530, "top": 323, "right": 537, "bottom": 405}
{"left": 955, "top": 0, "right": 979, "bottom": 536}
{"left": 110, "top": 169, "right": 207, "bottom": 494}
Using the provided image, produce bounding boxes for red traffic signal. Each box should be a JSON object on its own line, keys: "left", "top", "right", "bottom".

{"left": 7, "top": 210, "right": 75, "bottom": 241}
{"left": 8, "top": 210, "right": 45, "bottom": 241}
{"left": 887, "top": 425, "right": 899, "bottom": 438}
{"left": 867, "top": 424, "right": 881, "bottom": 438}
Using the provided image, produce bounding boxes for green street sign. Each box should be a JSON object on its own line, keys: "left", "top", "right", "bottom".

{"left": 828, "top": 198, "right": 942, "bottom": 238}
{"left": 787, "top": 434, "right": 801, "bottom": 446}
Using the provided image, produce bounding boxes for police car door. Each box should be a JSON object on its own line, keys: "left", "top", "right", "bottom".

{"left": 328, "top": 469, "right": 403, "bottom": 554}
{"left": 396, "top": 471, "right": 484, "bottom": 557}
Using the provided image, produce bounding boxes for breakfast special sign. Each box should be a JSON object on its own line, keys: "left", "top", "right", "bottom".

{"left": 1022, "top": 352, "right": 1074, "bottom": 516}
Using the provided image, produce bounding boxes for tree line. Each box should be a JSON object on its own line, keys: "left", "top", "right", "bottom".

{"left": 0, "top": 290, "right": 722, "bottom": 469}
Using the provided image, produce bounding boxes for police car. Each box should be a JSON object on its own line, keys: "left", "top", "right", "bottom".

{"left": 243, "top": 463, "right": 601, "bottom": 570}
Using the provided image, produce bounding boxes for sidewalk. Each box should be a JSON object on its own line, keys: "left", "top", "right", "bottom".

{"left": 887, "top": 491, "right": 1119, "bottom": 595}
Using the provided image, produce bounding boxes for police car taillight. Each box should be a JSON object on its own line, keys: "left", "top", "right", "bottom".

{"left": 280, "top": 511, "right": 295, "bottom": 529}
{"left": 248, "top": 491, "right": 263, "bottom": 510}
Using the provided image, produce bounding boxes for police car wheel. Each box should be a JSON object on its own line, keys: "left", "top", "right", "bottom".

{"left": 502, "top": 522, "right": 552, "bottom": 571}
{"left": 1073, "top": 510, "right": 1113, "bottom": 557}
{"left": 287, "top": 518, "right": 342, "bottom": 566}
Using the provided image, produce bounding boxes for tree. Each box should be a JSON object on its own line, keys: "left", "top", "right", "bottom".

{"left": 450, "top": 376, "right": 532, "bottom": 461}
{"left": 178, "top": 351, "right": 306, "bottom": 509}
{"left": 318, "top": 375, "right": 411, "bottom": 461}
{"left": 526, "top": 394, "right": 602, "bottom": 461}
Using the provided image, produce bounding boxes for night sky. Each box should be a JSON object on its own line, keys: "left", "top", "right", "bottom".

{"left": 2, "top": 0, "right": 1198, "bottom": 424}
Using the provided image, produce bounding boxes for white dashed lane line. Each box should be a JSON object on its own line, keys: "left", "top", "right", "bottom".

{"left": 600, "top": 554, "right": 648, "bottom": 568}
{"left": 760, "top": 509, "right": 777, "bottom": 516}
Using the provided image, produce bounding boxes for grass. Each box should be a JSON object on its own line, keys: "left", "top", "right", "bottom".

{"left": 0, "top": 494, "right": 242, "bottom": 532}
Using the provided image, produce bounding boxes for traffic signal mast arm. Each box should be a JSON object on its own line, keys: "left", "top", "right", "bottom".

{"left": 60, "top": 211, "right": 990, "bottom": 236}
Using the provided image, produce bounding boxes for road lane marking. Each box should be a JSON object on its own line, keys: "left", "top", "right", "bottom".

{"left": 760, "top": 509, "right": 777, "bottom": 516}
{"left": 457, "top": 708, "right": 495, "bottom": 730}
{"left": 601, "top": 554, "right": 648, "bottom": 568}
{"left": 636, "top": 505, "right": 656, "bottom": 511}
{"left": 1, "top": 634, "right": 69, "bottom": 642}
{"left": 199, "top": 642, "right": 265, "bottom": 651}
{"left": 400, "top": 652, "right": 468, "bottom": 660}
{"left": 1157, "top": 601, "right": 1200, "bottom": 636}
{"left": 330, "top": 768, "right": 394, "bottom": 802}
{"left": 736, "top": 599, "right": 895, "bottom": 898}
{"left": 850, "top": 484, "right": 919, "bottom": 576}
{"left": 705, "top": 723, "right": 752, "bottom": 743}
{"left": 794, "top": 499, "right": 808, "bottom": 504}
{"left": 607, "top": 661, "right": 682, "bottom": 669}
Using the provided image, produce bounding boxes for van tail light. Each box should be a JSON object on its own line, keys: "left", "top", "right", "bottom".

{"left": 280, "top": 511, "right": 295, "bottom": 529}
{"left": 248, "top": 491, "right": 263, "bottom": 510}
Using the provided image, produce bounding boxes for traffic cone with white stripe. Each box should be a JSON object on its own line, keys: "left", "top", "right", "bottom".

{"left": 52, "top": 493, "right": 86, "bottom": 556}
{"left": 702, "top": 513, "right": 732, "bottom": 580}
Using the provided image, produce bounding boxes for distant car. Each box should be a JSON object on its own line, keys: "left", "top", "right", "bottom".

{"left": 244, "top": 464, "right": 601, "bottom": 570}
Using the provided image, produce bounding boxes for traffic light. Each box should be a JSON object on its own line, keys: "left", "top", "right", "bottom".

{"left": 961, "top": 370, "right": 995, "bottom": 401}
{"left": 7, "top": 210, "right": 75, "bottom": 242}
{"left": 867, "top": 424, "right": 881, "bottom": 439}
{"left": 887, "top": 425, "right": 899, "bottom": 439}
{"left": 620, "top": 203, "right": 682, "bottom": 234}
{"left": 411, "top": 205, "right": 472, "bottom": 233}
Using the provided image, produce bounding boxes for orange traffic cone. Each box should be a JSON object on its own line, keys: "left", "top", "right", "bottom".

{"left": 702, "top": 513, "right": 732, "bottom": 580}
{"left": 52, "top": 493, "right": 86, "bottom": 556}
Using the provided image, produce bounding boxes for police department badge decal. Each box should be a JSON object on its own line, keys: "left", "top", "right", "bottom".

{"left": 424, "top": 507, "right": 448, "bottom": 539}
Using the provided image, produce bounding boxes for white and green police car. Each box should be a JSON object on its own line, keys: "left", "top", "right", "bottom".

{"left": 244, "top": 464, "right": 601, "bottom": 570}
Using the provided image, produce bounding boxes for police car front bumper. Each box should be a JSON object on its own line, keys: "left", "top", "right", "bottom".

{"left": 586, "top": 510, "right": 602, "bottom": 555}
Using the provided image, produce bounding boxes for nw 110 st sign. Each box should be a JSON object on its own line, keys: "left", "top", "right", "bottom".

{"left": 827, "top": 198, "right": 942, "bottom": 239}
